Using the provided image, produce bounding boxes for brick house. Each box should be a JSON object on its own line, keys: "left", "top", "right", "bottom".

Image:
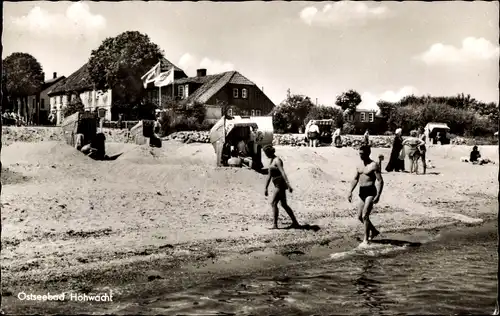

{"left": 145, "top": 68, "right": 275, "bottom": 123}
{"left": 344, "top": 100, "right": 385, "bottom": 134}
{"left": 48, "top": 58, "right": 186, "bottom": 125}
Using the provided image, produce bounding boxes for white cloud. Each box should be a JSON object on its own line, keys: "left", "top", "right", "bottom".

{"left": 299, "top": 2, "right": 390, "bottom": 27}
{"left": 178, "top": 53, "right": 195, "bottom": 70}
{"left": 358, "top": 86, "right": 420, "bottom": 114}
{"left": 178, "top": 53, "right": 235, "bottom": 76}
{"left": 416, "top": 37, "right": 500, "bottom": 65}
{"left": 9, "top": 2, "right": 106, "bottom": 40}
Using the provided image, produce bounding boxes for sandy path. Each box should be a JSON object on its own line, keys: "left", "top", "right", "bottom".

{"left": 1, "top": 141, "right": 497, "bottom": 292}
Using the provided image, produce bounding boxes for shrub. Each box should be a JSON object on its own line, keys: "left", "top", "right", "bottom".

{"left": 343, "top": 122, "right": 356, "bottom": 134}
{"left": 62, "top": 96, "right": 84, "bottom": 118}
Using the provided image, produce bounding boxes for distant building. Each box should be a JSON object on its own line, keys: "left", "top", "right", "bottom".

{"left": 343, "top": 100, "right": 385, "bottom": 134}
{"left": 145, "top": 68, "right": 275, "bottom": 123}
{"left": 23, "top": 72, "right": 66, "bottom": 125}
{"left": 47, "top": 58, "right": 186, "bottom": 125}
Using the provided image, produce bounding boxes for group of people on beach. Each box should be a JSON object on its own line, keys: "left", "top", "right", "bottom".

{"left": 385, "top": 127, "right": 427, "bottom": 174}
{"left": 262, "top": 142, "right": 383, "bottom": 245}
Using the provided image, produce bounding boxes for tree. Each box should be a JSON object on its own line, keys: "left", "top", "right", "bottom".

{"left": 87, "top": 31, "right": 164, "bottom": 110}
{"left": 335, "top": 89, "right": 362, "bottom": 114}
{"left": 2, "top": 53, "right": 44, "bottom": 117}
{"left": 272, "top": 94, "right": 314, "bottom": 133}
{"left": 61, "top": 95, "right": 85, "bottom": 118}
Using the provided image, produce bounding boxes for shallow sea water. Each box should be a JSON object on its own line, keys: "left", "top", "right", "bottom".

{"left": 121, "top": 222, "right": 498, "bottom": 315}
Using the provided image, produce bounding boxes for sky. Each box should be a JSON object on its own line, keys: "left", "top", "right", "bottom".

{"left": 3, "top": 1, "right": 499, "bottom": 110}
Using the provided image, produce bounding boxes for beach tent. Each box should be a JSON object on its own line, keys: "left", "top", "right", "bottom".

{"left": 424, "top": 122, "right": 450, "bottom": 144}
{"left": 304, "top": 119, "right": 336, "bottom": 145}
{"left": 210, "top": 115, "right": 273, "bottom": 167}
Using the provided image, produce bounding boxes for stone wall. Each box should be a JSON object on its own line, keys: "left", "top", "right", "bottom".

{"left": 1, "top": 127, "right": 132, "bottom": 146}
{"left": 162, "top": 131, "right": 495, "bottom": 147}
{"left": 2, "top": 127, "right": 495, "bottom": 148}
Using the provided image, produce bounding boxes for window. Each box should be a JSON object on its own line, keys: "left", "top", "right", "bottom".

{"left": 242, "top": 88, "right": 248, "bottom": 99}
{"left": 251, "top": 109, "right": 255, "bottom": 116}
{"left": 368, "top": 112, "right": 374, "bottom": 122}
{"left": 227, "top": 108, "right": 233, "bottom": 116}
{"left": 360, "top": 112, "right": 366, "bottom": 122}
{"left": 184, "top": 84, "right": 189, "bottom": 98}
{"left": 178, "top": 85, "right": 184, "bottom": 98}
{"left": 255, "top": 110, "right": 261, "bottom": 116}
{"left": 233, "top": 88, "right": 239, "bottom": 98}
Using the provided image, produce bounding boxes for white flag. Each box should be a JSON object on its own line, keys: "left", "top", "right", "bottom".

{"left": 141, "top": 61, "right": 161, "bottom": 88}
{"left": 154, "top": 68, "right": 175, "bottom": 87}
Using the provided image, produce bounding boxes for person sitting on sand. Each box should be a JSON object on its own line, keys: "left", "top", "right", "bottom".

{"left": 263, "top": 145, "right": 301, "bottom": 229}
{"left": 81, "top": 133, "right": 108, "bottom": 160}
{"left": 402, "top": 130, "right": 425, "bottom": 174}
{"left": 237, "top": 139, "right": 249, "bottom": 157}
{"left": 469, "top": 146, "right": 492, "bottom": 165}
{"left": 75, "top": 133, "right": 85, "bottom": 151}
{"left": 347, "top": 145, "right": 384, "bottom": 245}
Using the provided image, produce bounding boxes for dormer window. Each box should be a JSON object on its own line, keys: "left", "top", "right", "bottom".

{"left": 233, "top": 88, "right": 239, "bottom": 98}
{"left": 360, "top": 112, "right": 366, "bottom": 122}
{"left": 178, "top": 85, "right": 184, "bottom": 98}
{"left": 368, "top": 112, "right": 374, "bottom": 122}
{"left": 184, "top": 84, "right": 189, "bottom": 98}
{"left": 242, "top": 88, "right": 247, "bottom": 99}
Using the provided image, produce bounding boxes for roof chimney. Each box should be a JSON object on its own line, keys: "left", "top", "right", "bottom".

{"left": 53, "top": 72, "right": 57, "bottom": 79}
{"left": 196, "top": 69, "right": 207, "bottom": 77}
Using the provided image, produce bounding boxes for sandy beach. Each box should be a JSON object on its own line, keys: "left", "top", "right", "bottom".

{"left": 1, "top": 137, "right": 498, "bottom": 313}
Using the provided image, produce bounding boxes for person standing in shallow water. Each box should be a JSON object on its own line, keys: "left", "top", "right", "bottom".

{"left": 263, "top": 145, "right": 301, "bottom": 229}
{"left": 348, "top": 145, "right": 384, "bottom": 245}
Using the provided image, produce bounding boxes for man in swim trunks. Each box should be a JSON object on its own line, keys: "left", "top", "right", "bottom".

{"left": 347, "top": 145, "right": 384, "bottom": 244}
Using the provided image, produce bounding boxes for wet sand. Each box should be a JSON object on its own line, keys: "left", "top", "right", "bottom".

{"left": 1, "top": 140, "right": 497, "bottom": 313}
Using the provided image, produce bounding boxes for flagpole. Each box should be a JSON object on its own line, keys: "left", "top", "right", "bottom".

{"left": 158, "top": 59, "right": 162, "bottom": 109}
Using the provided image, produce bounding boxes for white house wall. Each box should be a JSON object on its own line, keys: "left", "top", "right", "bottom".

{"left": 50, "top": 89, "right": 113, "bottom": 125}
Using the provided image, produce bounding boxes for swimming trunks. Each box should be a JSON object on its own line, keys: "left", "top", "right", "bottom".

{"left": 269, "top": 158, "right": 288, "bottom": 190}
{"left": 359, "top": 185, "right": 377, "bottom": 202}
{"left": 308, "top": 131, "right": 318, "bottom": 139}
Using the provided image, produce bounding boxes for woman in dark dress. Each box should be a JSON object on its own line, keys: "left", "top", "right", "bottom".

{"left": 385, "top": 128, "right": 405, "bottom": 172}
